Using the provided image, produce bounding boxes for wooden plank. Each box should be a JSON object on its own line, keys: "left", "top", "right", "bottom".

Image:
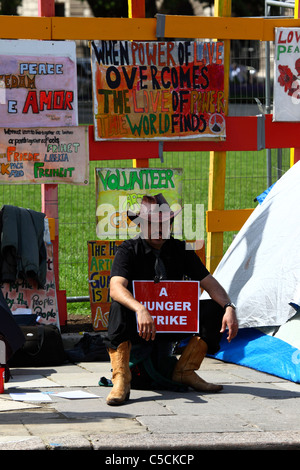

{"left": 164, "top": 16, "right": 264, "bottom": 41}
{"left": 206, "top": 209, "right": 254, "bottom": 232}
{"left": 51, "top": 17, "right": 156, "bottom": 40}
{"left": 1, "top": 16, "right": 300, "bottom": 41}
{"left": 128, "top": 0, "right": 149, "bottom": 169}
{"left": 0, "top": 16, "right": 52, "bottom": 39}
{"left": 206, "top": 0, "right": 231, "bottom": 274}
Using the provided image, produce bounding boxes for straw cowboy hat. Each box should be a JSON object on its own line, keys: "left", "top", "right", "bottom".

{"left": 127, "top": 193, "right": 182, "bottom": 224}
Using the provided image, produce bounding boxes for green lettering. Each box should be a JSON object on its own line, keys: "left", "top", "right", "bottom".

{"left": 98, "top": 170, "right": 111, "bottom": 191}
{"left": 277, "top": 45, "right": 286, "bottom": 60}
{"left": 125, "top": 114, "right": 143, "bottom": 136}
{"left": 165, "top": 169, "right": 175, "bottom": 188}
{"left": 150, "top": 113, "right": 157, "bottom": 134}
{"left": 34, "top": 162, "right": 44, "bottom": 178}
{"left": 150, "top": 169, "right": 159, "bottom": 188}
{"left": 131, "top": 170, "right": 144, "bottom": 190}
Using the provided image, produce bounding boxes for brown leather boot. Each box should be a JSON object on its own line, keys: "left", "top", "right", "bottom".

{"left": 172, "top": 336, "right": 223, "bottom": 392}
{"left": 106, "top": 341, "right": 132, "bottom": 406}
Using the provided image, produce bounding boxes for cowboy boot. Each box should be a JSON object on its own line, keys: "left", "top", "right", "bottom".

{"left": 172, "top": 336, "right": 223, "bottom": 392}
{"left": 106, "top": 341, "right": 132, "bottom": 406}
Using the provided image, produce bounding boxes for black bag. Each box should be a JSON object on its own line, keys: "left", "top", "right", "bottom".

{"left": 65, "top": 333, "right": 109, "bottom": 363}
{"left": 8, "top": 324, "right": 67, "bottom": 367}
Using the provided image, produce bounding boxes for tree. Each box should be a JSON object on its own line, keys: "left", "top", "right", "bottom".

{"left": 0, "top": 0, "right": 22, "bottom": 15}
{"left": 83, "top": 0, "right": 265, "bottom": 18}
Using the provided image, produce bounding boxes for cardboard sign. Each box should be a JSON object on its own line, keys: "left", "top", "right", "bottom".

{"left": 95, "top": 167, "right": 183, "bottom": 240}
{"left": 2, "top": 243, "right": 59, "bottom": 326}
{"left": 274, "top": 28, "right": 300, "bottom": 121}
{"left": 0, "top": 40, "right": 78, "bottom": 128}
{"left": 0, "top": 126, "right": 89, "bottom": 185}
{"left": 91, "top": 40, "right": 225, "bottom": 141}
{"left": 87, "top": 240, "right": 123, "bottom": 331}
{"left": 132, "top": 280, "right": 200, "bottom": 333}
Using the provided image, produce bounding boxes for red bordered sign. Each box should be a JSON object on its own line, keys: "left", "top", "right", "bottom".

{"left": 132, "top": 280, "right": 200, "bottom": 333}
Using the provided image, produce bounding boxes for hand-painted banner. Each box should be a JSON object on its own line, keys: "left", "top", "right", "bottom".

{"left": 274, "top": 28, "right": 300, "bottom": 121}
{"left": 95, "top": 167, "right": 182, "bottom": 239}
{"left": 88, "top": 240, "right": 123, "bottom": 331}
{"left": 91, "top": 40, "right": 225, "bottom": 140}
{"left": 0, "top": 40, "right": 78, "bottom": 127}
{"left": 0, "top": 126, "right": 89, "bottom": 184}
{"left": 2, "top": 243, "right": 59, "bottom": 326}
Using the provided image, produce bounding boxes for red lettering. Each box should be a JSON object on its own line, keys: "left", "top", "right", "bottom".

{"left": 53, "top": 90, "right": 64, "bottom": 109}
{"left": 146, "top": 43, "right": 157, "bottom": 65}
{"left": 64, "top": 91, "right": 73, "bottom": 110}
{"left": 22, "top": 90, "right": 39, "bottom": 113}
{"left": 167, "top": 42, "right": 176, "bottom": 66}
{"left": 278, "top": 30, "right": 286, "bottom": 44}
{"left": 22, "top": 90, "right": 73, "bottom": 113}
{"left": 40, "top": 90, "right": 52, "bottom": 110}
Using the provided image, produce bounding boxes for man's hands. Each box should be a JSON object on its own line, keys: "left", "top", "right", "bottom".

{"left": 220, "top": 307, "right": 238, "bottom": 343}
{"left": 136, "top": 304, "right": 156, "bottom": 341}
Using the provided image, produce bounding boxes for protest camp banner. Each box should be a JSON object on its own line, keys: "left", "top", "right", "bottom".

{"left": 95, "top": 167, "right": 183, "bottom": 240}
{"left": 0, "top": 40, "right": 78, "bottom": 127}
{"left": 88, "top": 240, "right": 123, "bottom": 331}
{"left": 91, "top": 40, "right": 225, "bottom": 140}
{"left": 2, "top": 243, "right": 59, "bottom": 326}
{"left": 0, "top": 126, "right": 89, "bottom": 184}
{"left": 274, "top": 28, "right": 300, "bottom": 121}
{"left": 132, "top": 280, "right": 200, "bottom": 333}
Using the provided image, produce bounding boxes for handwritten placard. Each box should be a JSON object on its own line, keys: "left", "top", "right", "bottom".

{"left": 88, "top": 240, "right": 123, "bottom": 331}
{"left": 274, "top": 28, "right": 300, "bottom": 121}
{"left": 0, "top": 39, "right": 78, "bottom": 127}
{"left": 95, "top": 167, "right": 182, "bottom": 239}
{"left": 2, "top": 244, "right": 59, "bottom": 326}
{"left": 91, "top": 40, "right": 225, "bottom": 140}
{"left": 0, "top": 126, "right": 89, "bottom": 184}
{"left": 132, "top": 280, "right": 200, "bottom": 333}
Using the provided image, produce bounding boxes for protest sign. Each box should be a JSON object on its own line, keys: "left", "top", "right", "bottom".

{"left": 2, "top": 243, "right": 59, "bottom": 326}
{"left": 91, "top": 40, "right": 225, "bottom": 140}
{"left": 132, "top": 280, "right": 200, "bottom": 333}
{"left": 88, "top": 240, "right": 123, "bottom": 330}
{"left": 0, "top": 126, "right": 89, "bottom": 184}
{"left": 0, "top": 39, "right": 78, "bottom": 127}
{"left": 95, "top": 167, "right": 183, "bottom": 239}
{"left": 274, "top": 28, "right": 300, "bottom": 121}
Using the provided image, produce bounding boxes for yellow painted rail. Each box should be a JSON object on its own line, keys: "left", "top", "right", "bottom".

{"left": 206, "top": 209, "right": 255, "bottom": 233}
{"left": 0, "top": 16, "right": 300, "bottom": 41}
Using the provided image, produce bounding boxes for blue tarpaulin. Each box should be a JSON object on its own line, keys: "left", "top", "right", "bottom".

{"left": 210, "top": 328, "right": 300, "bottom": 383}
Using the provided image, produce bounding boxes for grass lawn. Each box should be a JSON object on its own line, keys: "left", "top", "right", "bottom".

{"left": 0, "top": 147, "right": 291, "bottom": 315}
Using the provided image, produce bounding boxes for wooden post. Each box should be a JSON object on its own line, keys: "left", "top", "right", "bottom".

{"left": 128, "top": 0, "right": 149, "bottom": 169}
{"left": 38, "top": 0, "right": 67, "bottom": 325}
{"left": 291, "top": 0, "right": 300, "bottom": 166}
{"left": 206, "top": 0, "right": 231, "bottom": 273}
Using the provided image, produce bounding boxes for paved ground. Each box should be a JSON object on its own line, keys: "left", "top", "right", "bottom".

{"left": 1, "top": 334, "right": 300, "bottom": 453}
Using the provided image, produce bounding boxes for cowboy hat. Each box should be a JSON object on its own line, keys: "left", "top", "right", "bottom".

{"left": 127, "top": 193, "right": 182, "bottom": 224}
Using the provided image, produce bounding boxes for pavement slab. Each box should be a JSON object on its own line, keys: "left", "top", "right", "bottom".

{"left": 1, "top": 354, "right": 300, "bottom": 451}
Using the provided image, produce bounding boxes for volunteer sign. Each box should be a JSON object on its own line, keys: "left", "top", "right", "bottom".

{"left": 0, "top": 39, "right": 78, "bottom": 128}
{"left": 91, "top": 40, "right": 225, "bottom": 140}
{"left": 95, "top": 167, "right": 182, "bottom": 239}
{"left": 132, "top": 280, "right": 200, "bottom": 333}
{"left": 274, "top": 28, "right": 300, "bottom": 121}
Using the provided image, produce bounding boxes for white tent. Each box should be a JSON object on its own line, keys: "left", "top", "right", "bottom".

{"left": 202, "top": 161, "right": 300, "bottom": 382}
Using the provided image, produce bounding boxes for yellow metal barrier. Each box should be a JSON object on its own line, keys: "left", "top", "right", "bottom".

{"left": 0, "top": 16, "right": 299, "bottom": 41}
{"left": 206, "top": 209, "right": 255, "bottom": 233}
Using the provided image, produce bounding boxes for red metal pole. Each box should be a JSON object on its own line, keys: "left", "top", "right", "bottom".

{"left": 38, "top": 0, "right": 67, "bottom": 326}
